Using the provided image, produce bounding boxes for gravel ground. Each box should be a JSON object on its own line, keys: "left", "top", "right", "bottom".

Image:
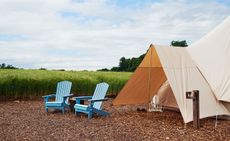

{"left": 0, "top": 99, "right": 229, "bottom": 141}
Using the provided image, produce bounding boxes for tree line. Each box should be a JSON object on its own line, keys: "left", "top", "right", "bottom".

{"left": 98, "top": 40, "right": 188, "bottom": 72}
{"left": 0, "top": 63, "right": 18, "bottom": 69}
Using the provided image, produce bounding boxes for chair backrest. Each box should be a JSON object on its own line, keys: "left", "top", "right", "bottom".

{"left": 55, "top": 81, "right": 72, "bottom": 103}
{"left": 92, "top": 82, "right": 109, "bottom": 110}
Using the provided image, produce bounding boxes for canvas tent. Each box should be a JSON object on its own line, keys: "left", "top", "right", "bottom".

{"left": 113, "top": 44, "right": 230, "bottom": 123}
{"left": 188, "top": 17, "right": 230, "bottom": 103}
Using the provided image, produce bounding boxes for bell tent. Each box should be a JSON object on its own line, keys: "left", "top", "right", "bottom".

{"left": 113, "top": 44, "right": 230, "bottom": 123}
{"left": 188, "top": 17, "right": 230, "bottom": 110}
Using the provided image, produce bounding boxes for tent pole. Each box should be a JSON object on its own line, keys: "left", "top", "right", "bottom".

{"left": 193, "top": 90, "right": 200, "bottom": 129}
{"left": 215, "top": 98, "right": 219, "bottom": 128}
{"left": 184, "top": 122, "right": 187, "bottom": 129}
{"left": 186, "top": 90, "right": 200, "bottom": 129}
{"left": 147, "top": 47, "right": 153, "bottom": 111}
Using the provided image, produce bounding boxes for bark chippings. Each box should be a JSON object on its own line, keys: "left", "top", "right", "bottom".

{"left": 0, "top": 99, "right": 229, "bottom": 141}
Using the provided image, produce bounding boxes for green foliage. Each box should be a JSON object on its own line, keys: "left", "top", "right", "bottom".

{"left": 110, "top": 67, "right": 120, "bottom": 71}
{"left": 111, "top": 53, "right": 145, "bottom": 72}
{"left": 0, "top": 69, "right": 132, "bottom": 100}
{"left": 97, "top": 68, "right": 109, "bottom": 71}
{"left": 39, "top": 68, "right": 47, "bottom": 70}
{"left": 171, "top": 40, "right": 188, "bottom": 47}
{"left": 0, "top": 63, "right": 18, "bottom": 69}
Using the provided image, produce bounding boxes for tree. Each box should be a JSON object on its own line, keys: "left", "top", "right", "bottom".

{"left": 0, "top": 63, "right": 18, "bottom": 69}
{"left": 171, "top": 40, "right": 188, "bottom": 47}
{"left": 119, "top": 57, "right": 130, "bottom": 71}
{"left": 97, "top": 68, "right": 109, "bottom": 71}
{"left": 111, "top": 67, "right": 120, "bottom": 71}
{"left": 0, "top": 63, "right": 6, "bottom": 69}
{"left": 110, "top": 53, "right": 146, "bottom": 72}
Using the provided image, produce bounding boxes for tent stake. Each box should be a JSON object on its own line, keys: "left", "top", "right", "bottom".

{"left": 186, "top": 90, "right": 200, "bottom": 129}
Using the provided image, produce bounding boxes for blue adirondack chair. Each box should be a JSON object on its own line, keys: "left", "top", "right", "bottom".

{"left": 42, "top": 81, "right": 73, "bottom": 113}
{"left": 74, "top": 82, "right": 109, "bottom": 119}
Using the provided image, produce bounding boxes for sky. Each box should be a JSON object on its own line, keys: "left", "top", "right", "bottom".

{"left": 0, "top": 0, "right": 229, "bottom": 70}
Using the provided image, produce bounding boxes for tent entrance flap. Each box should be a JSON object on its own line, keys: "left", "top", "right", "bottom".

{"left": 113, "top": 46, "right": 167, "bottom": 105}
{"left": 113, "top": 67, "right": 166, "bottom": 105}
{"left": 157, "top": 81, "right": 178, "bottom": 109}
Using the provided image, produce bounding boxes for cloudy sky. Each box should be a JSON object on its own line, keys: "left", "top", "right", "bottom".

{"left": 0, "top": 0, "right": 229, "bottom": 70}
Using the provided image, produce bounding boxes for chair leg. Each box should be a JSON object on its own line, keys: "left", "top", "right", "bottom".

{"left": 45, "top": 108, "right": 48, "bottom": 112}
{"left": 75, "top": 111, "right": 77, "bottom": 116}
{"left": 92, "top": 108, "right": 109, "bottom": 117}
{"left": 62, "top": 108, "right": 65, "bottom": 114}
{"left": 88, "top": 111, "right": 93, "bottom": 119}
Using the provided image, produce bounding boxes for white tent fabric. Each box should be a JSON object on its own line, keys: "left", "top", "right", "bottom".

{"left": 157, "top": 81, "right": 178, "bottom": 109}
{"left": 155, "top": 46, "right": 230, "bottom": 123}
{"left": 188, "top": 17, "right": 230, "bottom": 102}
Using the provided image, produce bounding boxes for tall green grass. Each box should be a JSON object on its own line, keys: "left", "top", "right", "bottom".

{"left": 0, "top": 69, "right": 132, "bottom": 100}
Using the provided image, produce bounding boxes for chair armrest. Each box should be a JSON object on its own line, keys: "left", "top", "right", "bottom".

{"left": 88, "top": 98, "right": 109, "bottom": 107}
{"left": 42, "top": 94, "right": 56, "bottom": 98}
{"left": 63, "top": 94, "right": 73, "bottom": 98}
{"left": 42, "top": 94, "right": 56, "bottom": 102}
{"left": 88, "top": 98, "right": 109, "bottom": 103}
{"left": 74, "top": 96, "right": 93, "bottom": 100}
{"left": 62, "top": 94, "right": 73, "bottom": 105}
{"left": 74, "top": 96, "right": 93, "bottom": 104}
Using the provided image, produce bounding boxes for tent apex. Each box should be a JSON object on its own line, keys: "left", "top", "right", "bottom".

{"left": 149, "top": 44, "right": 155, "bottom": 48}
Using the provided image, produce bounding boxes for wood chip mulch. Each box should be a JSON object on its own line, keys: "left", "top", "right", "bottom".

{"left": 0, "top": 99, "right": 229, "bottom": 141}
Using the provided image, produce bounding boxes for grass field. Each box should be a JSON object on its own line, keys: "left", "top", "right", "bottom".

{"left": 0, "top": 69, "right": 132, "bottom": 100}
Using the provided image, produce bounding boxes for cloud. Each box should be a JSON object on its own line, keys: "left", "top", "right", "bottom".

{"left": 0, "top": 0, "right": 229, "bottom": 70}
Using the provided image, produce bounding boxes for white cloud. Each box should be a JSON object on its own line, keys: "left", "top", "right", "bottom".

{"left": 0, "top": 0, "right": 229, "bottom": 70}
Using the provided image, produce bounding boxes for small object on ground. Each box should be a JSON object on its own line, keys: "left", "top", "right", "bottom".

{"left": 137, "top": 108, "right": 147, "bottom": 112}
{"left": 14, "top": 100, "right": 20, "bottom": 103}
